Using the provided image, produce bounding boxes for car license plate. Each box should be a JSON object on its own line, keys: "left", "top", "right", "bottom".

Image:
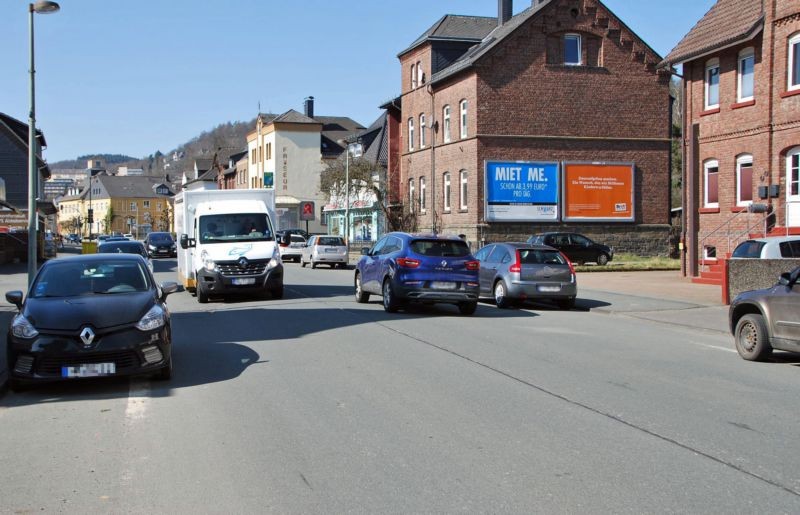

{"left": 538, "top": 285, "right": 561, "bottom": 292}
{"left": 430, "top": 281, "right": 456, "bottom": 290}
{"left": 232, "top": 278, "right": 256, "bottom": 286}
{"left": 324, "top": 248, "right": 337, "bottom": 253}
{"left": 62, "top": 363, "right": 116, "bottom": 378}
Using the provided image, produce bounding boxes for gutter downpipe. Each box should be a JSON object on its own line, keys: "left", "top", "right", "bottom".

{"left": 427, "top": 83, "right": 437, "bottom": 234}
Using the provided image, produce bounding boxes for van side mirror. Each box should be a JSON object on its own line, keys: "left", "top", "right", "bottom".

{"left": 180, "top": 234, "right": 195, "bottom": 249}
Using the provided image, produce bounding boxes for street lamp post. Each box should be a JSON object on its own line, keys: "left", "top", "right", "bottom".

{"left": 27, "top": 0, "right": 60, "bottom": 287}
{"left": 344, "top": 142, "right": 362, "bottom": 252}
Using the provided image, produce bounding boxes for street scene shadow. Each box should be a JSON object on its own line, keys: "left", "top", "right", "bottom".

{"left": 153, "top": 259, "right": 176, "bottom": 273}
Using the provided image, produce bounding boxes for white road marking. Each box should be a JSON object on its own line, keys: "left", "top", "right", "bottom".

{"left": 124, "top": 379, "right": 150, "bottom": 422}
{"left": 704, "top": 344, "right": 737, "bottom": 353}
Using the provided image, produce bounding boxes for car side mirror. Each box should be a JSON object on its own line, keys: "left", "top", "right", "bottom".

{"left": 159, "top": 281, "right": 179, "bottom": 300}
{"left": 361, "top": 247, "right": 371, "bottom": 256}
{"left": 6, "top": 290, "right": 23, "bottom": 310}
{"left": 180, "top": 234, "right": 194, "bottom": 249}
{"left": 779, "top": 272, "right": 794, "bottom": 287}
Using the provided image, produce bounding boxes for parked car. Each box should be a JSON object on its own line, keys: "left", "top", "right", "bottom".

{"left": 98, "top": 240, "right": 153, "bottom": 272}
{"left": 4, "top": 254, "right": 177, "bottom": 391}
{"left": 105, "top": 236, "right": 129, "bottom": 242}
{"left": 474, "top": 242, "right": 577, "bottom": 309}
{"left": 279, "top": 234, "right": 306, "bottom": 263}
{"left": 301, "top": 235, "right": 348, "bottom": 269}
{"left": 354, "top": 232, "right": 480, "bottom": 315}
{"left": 729, "top": 266, "right": 800, "bottom": 361}
{"left": 66, "top": 233, "right": 81, "bottom": 244}
{"left": 731, "top": 236, "right": 800, "bottom": 259}
{"left": 276, "top": 228, "right": 310, "bottom": 242}
{"left": 97, "top": 234, "right": 110, "bottom": 244}
{"left": 144, "top": 232, "right": 177, "bottom": 258}
{"left": 527, "top": 232, "right": 614, "bottom": 265}
{"left": 123, "top": 233, "right": 134, "bottom": 239}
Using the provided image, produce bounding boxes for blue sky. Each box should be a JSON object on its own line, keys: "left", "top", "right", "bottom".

{"left": 0, "top": 0, "right": 715, "bottom": 163}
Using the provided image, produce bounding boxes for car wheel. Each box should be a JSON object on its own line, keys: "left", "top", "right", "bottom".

{"left": 311, "top": 261, "right": 317, "bottom": 269}
{"left": 735, "top": 313, "right": 772, "bottom": 361}
{"left": 197, "top": 280, "right": 209, "bottom": 304}
{"left": 271, "top": 283, "right": 284, "bottom": 300}
{"left": 557, "top": 297, "right": 575, "bottom": 310}
{"left": 382, "top": 279, "right": 400, "bottom": 313}
{"left": 597, "top": 253, "right": 609, "bottom": 266}
{"left": 354, "top": 272, "right": 370, "bottom": 303}
{"left": 458, "top": 301, "right": 477, "bottom": 315}
{"left": 154, "top": 359, "right": 172, "bottom": 381}
{"left": 494, "top": 280, "right": 511, "bottom": 309}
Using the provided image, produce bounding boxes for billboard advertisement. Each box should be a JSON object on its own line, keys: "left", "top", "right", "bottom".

{"left": 485, "top": 161, "right": 559, "bottom": 222}
{"left": 562, "top": 162, "right": 635, "bottom": 222}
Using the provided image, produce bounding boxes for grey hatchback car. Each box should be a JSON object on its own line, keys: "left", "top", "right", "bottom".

{"left": 729, "top": 266, "right": 800, "bottom": 361}
{"left": 474, "top": 242, "right": 577, "bottom": 309}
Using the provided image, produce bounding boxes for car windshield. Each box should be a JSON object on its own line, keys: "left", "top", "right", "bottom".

{"left": 519, "top": 249, "right": 568, "bottom": 265}
{"left": 410, "top": 239, "right": 470, "bottom": 257}
{"left": 318, "top": 237, "right": 345, "bottom": 246}
{"left": 31, "top": 260, "right": 150, "bottom": 297}
{"left": 199, "top": 213, "right": 274, "bottom": 243}
{"left": 148, "top": 233, "right": 174, "bottom": 244}
{"left": 732, "top": 240, "right": 765, "bottom": 258}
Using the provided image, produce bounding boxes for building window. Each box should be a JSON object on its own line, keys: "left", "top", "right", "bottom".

{"left": 143, "top": 200, "right": 151, "bottom": 209}
{"left": 266, "top": 143, "right": 272, "bottom": 160}
{"left": 459, "top": 100, "right": 468, "bottom": 139}
{"left": 564, "top": 34, "right": 582, "bottom": 65}
{"left": 420, "top": 177, "right": 426, "bottom": 212}
{"left": 705, "top": 59, "right": 720, "bottom": 109}
{"left": 738, "top": 48, "right": 755, "bottom": 102}
{"left": 408, "top": 118, "right": 415, "bottom": 151}
{"left": 420, "top": 114, "right": 426, "bottom": 148}
{"left": 417, "top": 61, "right": 424, "bottom": 86}
{"left": 736, "top": 154, "right": 753, "bottom": 206}
{"left": 790, "top": 33, "right": 800, "bottom": 91}
{"left": 443, "top": 172, "right": 451, "bottom": 212}
{"left": 411, "top": 64, "right": 417, "bottom": 89}
{"left": 130, "top": 202, "right": 137, "bottom": 211}
{"left": 459, "top": 170, "right": 468, "bottom": 210}
{"left": 704, "top": 160, "right": 719, "bottom": 208}
{"left": 443, "top": 105, "right": 451, "bottom": 143}
{"left": 408, "top": 179, "right": 415, "bottom": 213}
{"left": 788, "top": 147, "right": 800, "bottom": 198}
{"left": 157, "top": 202, "right": 162, "bottom": 210}
{"left": 251, "top": 149, "right": 256, "bottom": 164}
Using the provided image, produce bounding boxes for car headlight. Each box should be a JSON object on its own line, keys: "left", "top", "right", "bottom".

{"left": 11, "top": 314, "right": 39, "bottom": 339}
{"left": 148, "top": 245, "right": 157, "bottom": 251}
{"left": 201, "top": 250, "right": 216, "bottom": 271}
{"left": 135, "top": 305, "right": 165, "bottom": 331}
{"left": 267, "top": 246, "right": 280, "bottom": 269}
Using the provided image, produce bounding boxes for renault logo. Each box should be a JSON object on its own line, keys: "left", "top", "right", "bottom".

{"left": 238, "top": 257, "right": 249, "bottom": 268}
{"left": 441, "top": 260, "right": 447, "bottom": 267}
{"left": 80, "top": 327, "right": 95, "bottom": 347}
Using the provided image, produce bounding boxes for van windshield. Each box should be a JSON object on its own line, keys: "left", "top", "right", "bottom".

{"left": 199, "top": 213, "right": 274, "bottom": 243}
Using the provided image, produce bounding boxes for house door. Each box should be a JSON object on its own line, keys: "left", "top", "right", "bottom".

{"left": 788, "top": 149, "right": 800, "bottom": 227}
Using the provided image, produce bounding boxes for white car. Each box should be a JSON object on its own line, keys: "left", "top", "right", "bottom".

{"left": 279, "top": 234, "right": 306, "bottom": 263}
{"left": 731, "top": 236, "right": 800, "bottom": 259}
{"left": 300, "top": 235, "right": 348, "bottom": 269}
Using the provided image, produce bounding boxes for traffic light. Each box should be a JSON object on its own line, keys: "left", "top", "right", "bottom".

{"left": 87, "top": 208, "right": 94, "bottom": 224}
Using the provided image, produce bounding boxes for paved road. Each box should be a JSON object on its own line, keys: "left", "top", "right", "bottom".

{"left": 1, "top": 257, "right": 799, "bottom": 513}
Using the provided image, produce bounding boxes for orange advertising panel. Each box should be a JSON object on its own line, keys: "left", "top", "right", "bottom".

{"left": 562, "top": 163, "right": 635, "bottom": 221}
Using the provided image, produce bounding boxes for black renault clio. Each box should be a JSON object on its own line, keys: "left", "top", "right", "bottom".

{"left": 5, "top": 254, "right": 178, "bottom": 391}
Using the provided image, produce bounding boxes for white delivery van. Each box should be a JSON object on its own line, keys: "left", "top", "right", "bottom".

{"left": 174, "top": 189, "right": 283, "bottom": 303}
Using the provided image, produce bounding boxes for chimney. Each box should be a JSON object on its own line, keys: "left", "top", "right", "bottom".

{"left": 304, "top": 96, "right": 315, "bottom": 119}
{"left": 498, "top": 0, "right": 512, "bottom": 26}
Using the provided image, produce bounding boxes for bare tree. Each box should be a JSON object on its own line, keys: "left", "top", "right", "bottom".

{"left": 319, "top": 155, "right": 416, "bottom": 233}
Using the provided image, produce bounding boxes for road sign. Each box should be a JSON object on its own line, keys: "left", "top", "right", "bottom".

{"left": 300, "top": 201, "right": 315, "bottom": 221}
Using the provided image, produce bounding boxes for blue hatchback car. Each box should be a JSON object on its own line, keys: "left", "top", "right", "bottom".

{"left": 354, "top": 232, "right": 480, "bottom": 315}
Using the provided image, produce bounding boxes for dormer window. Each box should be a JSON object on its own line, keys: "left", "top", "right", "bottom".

{"left": 564, "top": 34, "right": 581, "bottom": 65}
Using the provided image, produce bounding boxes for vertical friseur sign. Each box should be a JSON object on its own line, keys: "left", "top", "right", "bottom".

{"left": 484, "top": 161, "right": 559, "bottom": 221}
{"left": 562, "top": 162, "right": 635, "bottom": 222}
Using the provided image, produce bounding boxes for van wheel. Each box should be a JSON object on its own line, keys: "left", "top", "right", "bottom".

{"left": 597, "top": 253, "right": 609, "bottom": 266}
{"left": 735, "top": 313, "right": 772, "bottom": 361}
{"left": 311, "top": 261, "right": 317, "bottom": 269}
{"left": 197, "top": 281, "right": 209, "bottom": 304}
{"left": 301, "top": 260, "right": 306, "bottom": 268}
{"left": 494, "top": 281, "right": 511, "bottom": 309}
{"left": 354, "top": 273, "right": 370, "bottom": 303}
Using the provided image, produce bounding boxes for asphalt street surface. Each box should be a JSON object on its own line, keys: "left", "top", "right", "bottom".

{"left": 1, "top": 255, "right": 799, "bottom": 513}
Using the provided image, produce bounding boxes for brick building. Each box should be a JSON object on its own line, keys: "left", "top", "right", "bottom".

{"left": 662, "top": 0, "right": 800, "bottom": 278}
{"left": 393, "top": 0, "right": 672, "bottom": 254}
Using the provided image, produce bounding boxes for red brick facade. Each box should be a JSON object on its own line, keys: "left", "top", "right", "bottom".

{"left": 395, "top": 0, "right": 672, "bottom": 253}
{"left": 681, "top": 1, "right": 800, "bottom": 274}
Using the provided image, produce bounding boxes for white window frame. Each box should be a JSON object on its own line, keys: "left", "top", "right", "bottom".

{"left": 443, "top": 172, "right": 451, "bottom": 212}
{"left": 564, "top": 33, "right": 582, "bottom": 66}
{"left": 459, "top": 100, "right": 468, "bottom": 139}
{"left": 411, "top": 64, "right": 417, "bottom": 89}
{"left": 737, "top": 48, "right": 755, "bottom": 102}
{"left": 705, "top": 58, "right": 720, "bottom": 110}
{"left": 143, "top": 200, "right": 151, "bottom": 209}
{"left": 459, "top": 170, "right": 468, "bottom": 210}
{"left": 736, "top": 154, "right": 754, "bottom": 207}
{"left": 788, "top": 147, "right": 800, "bottom": 200}
{"left": 130, "top": 202, "right": 137, "bottom": 212}
{"left": 417, "top": 61, "right": 424, "bottom": 86}
{"left": 704, "top": 159, "right": 720, "bottom": 208}
{"left": 420, "top": 114, "right": 426, "bottom": 148}
{"left": 790, "top": 33, "right": 800, "bottom": 92}
{"left": 443, "top": 105, "right": 451, "bottom": 143}
{"left": 408, "top": 118, "right": 415, "bottom": 151}
{"left": 420, "top": 177, "right": 426, "bottom": 213}
{"left": 408, "top": 179, "right": 415, "bottom": 213}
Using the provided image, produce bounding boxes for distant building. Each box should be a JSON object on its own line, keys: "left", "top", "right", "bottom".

{"left": 117, "top": 166, "right": 144, "bottom": 176}
{"left": 43, "top": 178, "right": 74, "bottom": 200}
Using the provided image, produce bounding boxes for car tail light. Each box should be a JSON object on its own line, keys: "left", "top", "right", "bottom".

{"left": 561, "top": 252, "right": 576, "bottom": 274}
{"left": 465, "top": 260, "right": 480, "bottom": 271}
{"left": 509, "top": 251, "right": 522, "bottom": 273}
{"left": 396, "top": 257, "right": 420, "bottom": 268}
